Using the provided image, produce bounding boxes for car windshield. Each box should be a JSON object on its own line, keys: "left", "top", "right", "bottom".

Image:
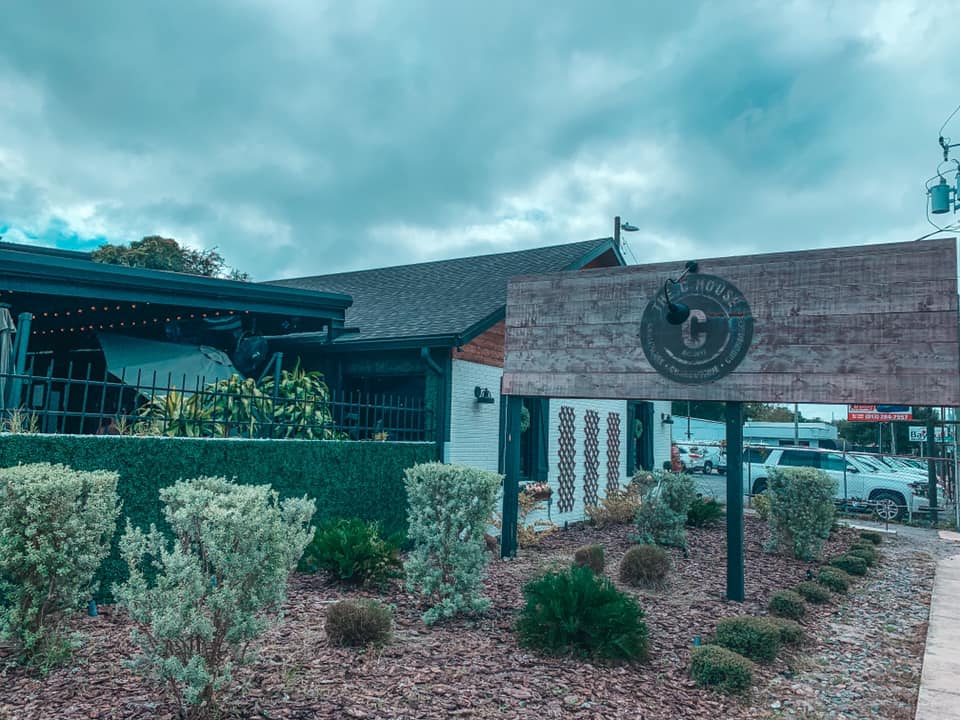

{"left": 855, "top": 457, "right": 882, "bottom": 472}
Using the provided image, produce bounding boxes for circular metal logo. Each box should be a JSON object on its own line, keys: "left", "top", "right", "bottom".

{"left": 639, "top": 273, "right": 754, "bottom": 384}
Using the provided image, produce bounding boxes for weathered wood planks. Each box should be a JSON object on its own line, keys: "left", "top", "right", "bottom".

{"left": 502, "top": 238, "right": 960, "bottom": 404}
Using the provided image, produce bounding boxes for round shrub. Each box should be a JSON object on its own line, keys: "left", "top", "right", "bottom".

{"left": 768, "top": 617, "right": 804, "bottom": 645}
{"left": 713, "top": 616, "right": 781, "bottom": 663}
{"left": 847, "top": 546, "right": 877, "bottom": 567}
{"left": 573, "top": 544, "right": 605, "bottom": 575}
{"left": 859, "top": 530, "right": 883, "bottom": 545}
{"left": 516, "top": 565, "right": 649, "bottom": 662}
{"left": 829, "top": 554, "right": 868, "bottom": 576}
{"left": 768, "top": 590, "right": 806, "bottom": 620}
{"left": 619, "top": 544, "right": 670, "bottom": 588}
{"left": 817, "top": 567, "right": 852, "bottom": 593}
{"left": 325, "top": 599, "right": 392, "bottom": 646}
{"left": 793, "top": 581, "right": 831, "bottom": 604}
{"left": 690, "top": 645, "right": 754, "bottom": 694}
{"left": 686, "top": 496, "right": 725, "bottom": 528}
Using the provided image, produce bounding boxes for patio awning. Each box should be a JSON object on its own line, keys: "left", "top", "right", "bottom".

{"left": 98, "top": 333, "right": 240, "bottom": 395}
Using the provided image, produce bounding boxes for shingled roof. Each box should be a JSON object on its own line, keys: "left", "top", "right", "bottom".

{"left": 270, "top": 237, "right": 621, "bottom": 345}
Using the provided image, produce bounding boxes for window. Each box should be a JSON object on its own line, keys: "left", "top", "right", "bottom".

{"left": 821, "top": 454, "right": 847, "bottom": 472}
{"left": 779, "top": 450, "right": 819, "bottom": 468}
{"left": 744, "top": 447, "right": 770, "bottom": 464}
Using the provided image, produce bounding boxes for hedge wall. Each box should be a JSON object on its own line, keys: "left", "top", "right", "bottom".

{"left": 0, "top": 434, "right": 435, "bottom": 600}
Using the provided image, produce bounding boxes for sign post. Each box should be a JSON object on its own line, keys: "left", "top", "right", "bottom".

{"left": 927, "top": 417, "right": 939, "bottom": 525}
{"left": 500, "top": 395, "right": 522, "bottom": 558}
{"left": 725, "top": 401, "right": 745, "bottom": 601}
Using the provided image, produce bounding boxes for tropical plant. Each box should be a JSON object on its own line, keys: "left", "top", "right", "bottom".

{"left": 115, "top": 477, "right": 315, "bottom": 720}
{"left": 0, "top": 406, "right": 39, "bottom": 434}
{"left": 765, "top": 467, "right": 837, "bottom": 560}
{"left": 298, "top": 517, "right": 402, "bottom": 585}
{"left": 0, "top": 463, "right": 120, "bottom": 670}
{"left": 404, "top": 463, "right": 501, "bottom": 624}
{"left": 202, "top": 375, "right": 273, "bottom": 438}
{"left": 516, "top": 565, "right": 648, "bottom": 662}
{"left": 136, "top": 389, "right": 212, "bottom": 437}
{"left": 259, "top": 360, "right": 337, "bottom": 439}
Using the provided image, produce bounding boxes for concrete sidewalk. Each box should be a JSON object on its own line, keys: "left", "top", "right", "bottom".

{"left": 915, "top": 553, "right": 960, "bottom": 719}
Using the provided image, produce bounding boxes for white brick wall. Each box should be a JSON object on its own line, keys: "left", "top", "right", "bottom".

{"left": 446, "top": 359, "right": 503, "bottom": 472}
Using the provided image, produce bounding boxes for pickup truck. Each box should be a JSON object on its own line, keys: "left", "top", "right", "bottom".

{"left": 743, "top": 447, "right": 928, "bottom": 521}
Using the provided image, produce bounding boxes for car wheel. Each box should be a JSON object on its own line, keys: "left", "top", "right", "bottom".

{"left": 871, "top": 491, "right": 906, "bottom": 522}
{"left": 703, "top": 461, "right": 713, "bottom": 475}
{"left": 752, "top": 478, "right": 767, "bottom": 495}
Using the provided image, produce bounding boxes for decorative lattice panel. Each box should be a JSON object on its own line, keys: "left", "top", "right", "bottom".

{"left": 583, "top": 410, "right": 600, "bottom": 509}
{"left": 557, "top": 406, "right": 576, "bottom": 513}
{"left": 606, "top": 412, "right": 621, "bottom": 493}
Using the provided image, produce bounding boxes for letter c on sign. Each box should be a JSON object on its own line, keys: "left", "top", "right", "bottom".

{"left": 681, "top": 309, "right": 707, "bottom": 349}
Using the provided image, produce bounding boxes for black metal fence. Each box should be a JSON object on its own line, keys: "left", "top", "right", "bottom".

{"left": 0, "top": 367, "right": 429, "bottom": 442}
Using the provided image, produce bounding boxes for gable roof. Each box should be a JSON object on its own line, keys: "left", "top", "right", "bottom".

{"left": 270, "top": 237, "right": 622, "bottom": 347}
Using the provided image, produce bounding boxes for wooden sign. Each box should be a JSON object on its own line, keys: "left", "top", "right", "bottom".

{"left": 502, "top": 238, "right": 960, "bottom": 405}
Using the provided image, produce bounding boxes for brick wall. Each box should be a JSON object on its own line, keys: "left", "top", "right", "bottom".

{"left": 446, "top": 358, "right": 503, "bottom": 471}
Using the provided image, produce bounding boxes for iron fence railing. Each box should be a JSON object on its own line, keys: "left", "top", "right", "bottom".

{"left": 0, "top": 367, "right": 429, "bottom": 442}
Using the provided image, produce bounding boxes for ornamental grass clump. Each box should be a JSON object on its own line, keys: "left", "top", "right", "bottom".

{"left": 765, "top": 467, "right": 837, "bottom": 561}
{"left": 768, "top": 590, "right": 806, "bottom": 620}
{"left": 690, "top": 645, "right": 754, "bottom": 694}
{"left": 116, "top": 477, "right": 315, "bottom": 720}
{"left": 829, "top": 554, "right": 868, "bottom": 576}
{"left": 793, "top": 581, "right": 831, "bottom": 604}
{"left": 0, "top": 463, "right": 120, "bottom": 671}
{"left": 516, "top": 565, "right": 649, "bottom": 662}
{"left": 586, "top": 486, "right": 641, "bottom": 527}
{"left": 618, "top": 544, "right": 671, "bottom": 588}
{"left": 713, "top": 616, "right": 782, "bottom": 663}
{"left": 298, "top": 517, "right": 402, "bottom": 585}
{"left": 572, "top": 544, "right": 605, "bottom": 575}
{"left": 325, "top": 599, "right": 392, "bottom": 646}
{"left": 404, "top": 463, "right": 501, "bottom": 625}
{"left": 635, "top": 470, "right": 697, "bottom": 548}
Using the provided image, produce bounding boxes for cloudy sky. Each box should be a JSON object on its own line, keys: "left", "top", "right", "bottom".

{"left": 0, "top": 0, "right": 958, "bottom": 288}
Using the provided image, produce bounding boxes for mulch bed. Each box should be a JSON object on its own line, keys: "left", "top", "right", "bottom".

{"left": 0, "top": 518, "right": 865, "bottom": 719}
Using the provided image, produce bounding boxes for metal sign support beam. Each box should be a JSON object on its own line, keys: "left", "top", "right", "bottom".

{"left": 725, "top": 401, "right": 745, "bottom": 602}
{"left": 500, "top": 395, "right": 522, "bottom": 558}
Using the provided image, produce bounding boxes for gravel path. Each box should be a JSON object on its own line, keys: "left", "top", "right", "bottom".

{"left": 752, "top": 523, "right": 945, "bottom": 720}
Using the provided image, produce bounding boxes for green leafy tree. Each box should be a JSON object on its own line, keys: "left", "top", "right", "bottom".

{"left": 92, "top": 236, "right": 249, "bottom": 280}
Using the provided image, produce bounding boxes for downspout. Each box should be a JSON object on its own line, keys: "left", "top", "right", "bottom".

{"left": 421, "top": 347, "right": 445, "bottom": 460}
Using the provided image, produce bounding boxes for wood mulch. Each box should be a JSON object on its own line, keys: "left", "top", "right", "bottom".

{"left": 0, "top": 519, "right": 882, "bottom": 719}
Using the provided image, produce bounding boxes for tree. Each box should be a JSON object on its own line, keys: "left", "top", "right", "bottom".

{"left": 671, "top": 401, "right": 804, "bottom": 423}
{"left": 91, "top": 236, "right": 249, "bottom": 280}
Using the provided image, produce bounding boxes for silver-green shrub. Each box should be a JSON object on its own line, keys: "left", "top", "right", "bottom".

{"left": 634, "top": 470, "right": 696, "bottom": 548}
{"left": 115, "top": 477, "right": 315, "bottom": 719}
{"left": 0, "top": 463, "right": 120, "bottom": 669}
{"left": 403, "top": 463, "right": 501, "bottom": 625}
{"left": 766, "top": 467, "right": 837, "bottom": 560}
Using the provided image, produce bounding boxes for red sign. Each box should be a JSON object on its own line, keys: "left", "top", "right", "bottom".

{"left": 847, "top": 405, "right": 913, "bottom": 422}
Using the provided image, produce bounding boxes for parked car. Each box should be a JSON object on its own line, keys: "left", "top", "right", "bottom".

{"left": 675, "top": 443, "right": 722, "bottom": 474}
{"left": 743, "top": 446, "right": 928, "bottom": 521}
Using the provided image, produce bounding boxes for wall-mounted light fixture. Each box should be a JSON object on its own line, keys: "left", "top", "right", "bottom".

{"left": 660, "top": 413, "right": 674, "bottom": 425}
{"left": 662, "top": 260, "right": 699, "bottom": 326}
{"left": 474, "top": 386, "right": 495, "bottom": 404}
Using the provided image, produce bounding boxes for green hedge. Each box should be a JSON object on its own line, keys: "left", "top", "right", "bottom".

{"left": 0, "top": 434, "right": 435, "bottom": 601}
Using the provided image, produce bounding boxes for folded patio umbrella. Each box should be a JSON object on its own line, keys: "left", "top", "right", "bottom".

{"left": 97, "top": 333, "right": 242, "bottom": 396}
{"left": 0, "top": 306, "right": 14, "bottom": 410}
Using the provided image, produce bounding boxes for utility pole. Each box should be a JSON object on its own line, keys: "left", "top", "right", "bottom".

{"left": 793, "top": 403, "right": 799, "bottom": 445}
{"left": 614, "top": 216, "right": 621, "bottom": 251}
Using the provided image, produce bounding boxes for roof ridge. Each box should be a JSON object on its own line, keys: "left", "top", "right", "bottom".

{"left": 269, "top": 236, "right": 612, "bottom": 283}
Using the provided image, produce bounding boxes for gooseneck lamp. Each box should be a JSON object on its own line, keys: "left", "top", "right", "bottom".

{"left": 662, "top": 260, "right": 699, "bottom": 326}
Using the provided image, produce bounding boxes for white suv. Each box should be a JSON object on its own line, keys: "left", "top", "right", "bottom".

{"left": 744, "top": 446, "right": 928, "bottom": 521}
{"left": 675, "top": 443, "right": 722, "bottom": 474}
